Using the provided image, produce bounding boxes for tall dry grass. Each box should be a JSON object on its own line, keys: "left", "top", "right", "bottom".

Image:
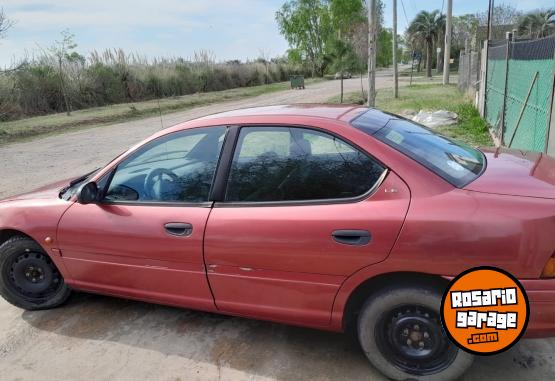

{"left": 0, "top": 48, "right": 301, "bottom": 121}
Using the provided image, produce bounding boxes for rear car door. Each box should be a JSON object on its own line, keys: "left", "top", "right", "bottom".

{"left": 204, "top": 126, "right": 410, "bottom": 326}
{"left": 57, "top": 126, "right": 227, "bottom": 311}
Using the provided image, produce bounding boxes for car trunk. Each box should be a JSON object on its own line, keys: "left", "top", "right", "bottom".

{"left": 464, "top": 147, "right": 555, "bottom": 199}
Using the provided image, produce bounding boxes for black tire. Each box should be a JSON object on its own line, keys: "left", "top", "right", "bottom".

{"left": 358, "top": 284, "right": 474, "bottom": 381}
{"left": 0, "top": 236, "right": 71, "bottom": 310}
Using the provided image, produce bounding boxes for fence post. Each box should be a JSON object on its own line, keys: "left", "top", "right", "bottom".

{"left": 500, "top": 38, "right": 511, "bottom": 146}
{"left": 458, "top": 51, "right": 463, "bottom": 90}
{"left": 481, "top": 41, "right": 489, "bottom": 118}
{"left": 466, "top": 50, "right": 473, "bottom": 94}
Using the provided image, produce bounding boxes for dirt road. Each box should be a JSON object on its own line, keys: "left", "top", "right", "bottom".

{"left": 1, "top": 73, "right": 554, "bottom": 380}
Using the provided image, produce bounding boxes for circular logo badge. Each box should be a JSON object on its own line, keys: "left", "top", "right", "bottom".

{"left": 441, "top": 267, "right": 529, "bottom": 355}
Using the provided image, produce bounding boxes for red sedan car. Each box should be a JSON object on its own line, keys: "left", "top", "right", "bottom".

{"left": 1, "top": 105, "right": 555, "bottom": 380}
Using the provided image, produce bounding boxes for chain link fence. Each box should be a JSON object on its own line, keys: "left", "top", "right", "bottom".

{"left": 483, "top": 36, "right": 555, "bottom": 152}
{"left": 458, "top": 51, "right": 480, "bottom": 100}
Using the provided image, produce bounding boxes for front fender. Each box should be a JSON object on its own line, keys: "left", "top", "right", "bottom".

{"left": 0, "top": 197, "right": 74, "bottom": 279}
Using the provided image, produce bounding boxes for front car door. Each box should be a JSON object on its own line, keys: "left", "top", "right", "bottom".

{"left": 204, "top": 125, "right": 410, "bottom": 327}
{"left": 57, "top": 126, "right": 227, "bottom": 311}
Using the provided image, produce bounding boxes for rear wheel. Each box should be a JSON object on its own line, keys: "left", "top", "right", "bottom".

{"left": 0, "top": 236, "right": 71, "bottom": 310}
{"left": 357, "top": 285, "right": 474, "bottom": 381}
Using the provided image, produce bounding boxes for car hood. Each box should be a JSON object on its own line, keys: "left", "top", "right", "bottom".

{"left": 0, "top": 179, "right": 70, "bottom": 203}
{"left": 464, "top": 147, "right": 555, "bottom": 199}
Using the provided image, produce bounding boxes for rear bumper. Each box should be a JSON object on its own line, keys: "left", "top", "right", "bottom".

{"left": 521, "top": 278, "right": 555, "bottom": 338}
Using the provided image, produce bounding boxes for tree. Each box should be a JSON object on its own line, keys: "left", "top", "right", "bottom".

{"left": 329, "top": 0, "right": 364, "bottom": 37}
{"left": 407, "top": 10, "right": 445, "bottom": 78}
{"left": 0, "top": 8, "right": 15, "bottom": 39}
{"left": 276, "top": 0, "right": 333, "bottom": 77}
{"left": 329, "top": 38, "right": 357, "bottom": 102}
{"left": 376, "top": 28, "right": 393, "bottom": 67}
{"left": 452, "top": 14, "right": 479, "bottom": 51}
{"left": 518, "top": 9, "right": 555, "bottom": 39}
{"left": 328, "top": 0, "right": 365, "bottom": 101}
{"left": 475, "top": 4, "right": 522, "bottom": 40}
{"left": 49, "top": 30, "right": 78, "bottom": 116}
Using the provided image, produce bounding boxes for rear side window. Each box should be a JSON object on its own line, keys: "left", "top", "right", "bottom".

{"left": 352, "top": 112, "right": 485, "bottom": 187}
{"left": 225, "top": 126, "right": 386, "bottom": 202}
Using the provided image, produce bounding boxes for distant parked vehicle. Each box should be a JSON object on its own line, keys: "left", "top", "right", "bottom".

{"left": 335, "top": 71, "right": 352, "bottom": 79}
{"left": 1, "top": 105, "right": 555, "bottom": 380}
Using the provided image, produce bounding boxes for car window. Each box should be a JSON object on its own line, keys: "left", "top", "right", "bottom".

{"left": 352, "top": 111, "right": 485, "bottom": 187}
{"left": 225, "top": 126, "right": 386, "bottom": 202}
{"left": 105, "top": 126, "right": 226, "bottom": 203}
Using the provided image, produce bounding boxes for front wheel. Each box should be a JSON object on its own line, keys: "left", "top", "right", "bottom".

{"left": 0, "top": 236, "right": 71, "bottom": 310}
{"left": 358, "top": 285, "right": 474, "bottom": 381}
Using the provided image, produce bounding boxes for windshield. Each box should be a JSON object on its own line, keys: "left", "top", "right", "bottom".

{"left": 352, "top": 112, "right": 485, "bottom": 188}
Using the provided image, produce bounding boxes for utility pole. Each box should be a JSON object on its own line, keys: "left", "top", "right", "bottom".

{"left": 487, "top": 0, "right": 495, "bottom": 40}
{"left": 442, "top": 0, "right": 452, "bottom": 85}
{"left": 392, "top": 0, "right": 398, "bottom": 98}
{"left": 367, "top": 0, "right": 377, "bottom": 107}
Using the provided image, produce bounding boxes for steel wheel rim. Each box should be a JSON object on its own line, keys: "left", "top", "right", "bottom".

{"left": 374, "top": 304, "right": 458, "bottom": 376}
{"left": 5, "top": 250, "right": 63, "bottom": 301}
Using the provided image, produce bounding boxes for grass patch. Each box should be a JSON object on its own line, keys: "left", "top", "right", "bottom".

{"left": 0, "top": 79, "right": 321, "bottom": 145}
{"left": 328, "top": 84, "right": 492, "bottom": 147}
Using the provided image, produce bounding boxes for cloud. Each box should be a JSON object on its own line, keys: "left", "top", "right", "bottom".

{"left": 0, "top": 0, "right": 288, "bottom": 66}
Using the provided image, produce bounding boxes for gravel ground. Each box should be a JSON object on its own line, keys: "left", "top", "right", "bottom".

{"left": 0, "top": 73, "right": 554, "bottom": 380}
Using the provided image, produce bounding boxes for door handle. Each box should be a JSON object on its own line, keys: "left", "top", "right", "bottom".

{"left": 332, "top": 230, "right": 371, "bottom": 246}
{"left": 164, "top": 222, "right": 193, "bottom": 236}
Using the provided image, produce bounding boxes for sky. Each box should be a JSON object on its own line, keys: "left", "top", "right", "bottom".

{"left": 0, "top": 0, "right": 553, "bottom": 68}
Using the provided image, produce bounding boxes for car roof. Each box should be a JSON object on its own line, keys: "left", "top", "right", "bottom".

{"left": 150, "top": 105, "right": 397, "bottom": 142}
{"left": 195, "top": 104, "right": 367, "bottom": 122}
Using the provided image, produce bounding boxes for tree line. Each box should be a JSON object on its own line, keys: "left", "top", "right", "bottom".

{"left": 0, "top": 4, "right": 552, "bottom": 122}
{"left": 276, "top": 0, "right": 397, "bottom": 78}
{"left": 276, "top": 1, "right": 554, "bottom": 83}
{"left": 406, "top": 5, "right": 554, "bottom": 79}
{"left": 0, "top": 40, "right": 298, "bottom": 121}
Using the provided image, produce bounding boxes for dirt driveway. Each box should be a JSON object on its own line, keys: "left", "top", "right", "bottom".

{"left": 1, "top": 73, "right": 554, "bottom": 380}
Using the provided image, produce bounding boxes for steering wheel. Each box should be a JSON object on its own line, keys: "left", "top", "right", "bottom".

{"left": 144, "top": 168, "right": 179, "bottom": 200}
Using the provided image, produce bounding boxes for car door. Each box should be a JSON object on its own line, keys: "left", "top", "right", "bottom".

{"left": 204, "top": 126, "right": 410, "bottom": 327}
{"left": 57, "top": 126, "right": 227, "bottom": 311}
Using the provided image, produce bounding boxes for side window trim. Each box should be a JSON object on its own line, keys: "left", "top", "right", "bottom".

{"left": 218, "top": 124, "right": 389, "bottom": 207}
{"left": 98, "top": 126, "right": 228, "bottom": 207}
{"left": 209, "top": 125, "right": 240, "bottom": 202}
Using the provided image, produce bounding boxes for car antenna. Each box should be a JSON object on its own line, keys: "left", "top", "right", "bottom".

{"left": 157, "top": 98, "right": 164, "bottom": 130}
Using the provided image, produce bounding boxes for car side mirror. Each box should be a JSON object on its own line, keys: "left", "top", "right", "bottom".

{"left": 77, "top": 182, "right": 99, "bottom": 204}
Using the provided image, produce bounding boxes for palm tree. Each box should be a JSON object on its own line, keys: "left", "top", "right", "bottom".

{"left": 407, "top": 10, "right": 445, "bottom": 78}
{"left": 518, "top": 9, "right": 555, "bottom": 38}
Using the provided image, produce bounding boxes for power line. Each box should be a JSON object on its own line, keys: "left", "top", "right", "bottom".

{"left": 440, "top": 0, "right": 445, "bottom": 15}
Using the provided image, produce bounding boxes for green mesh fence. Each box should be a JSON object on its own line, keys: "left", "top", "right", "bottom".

{"left": 485, "top": 36, "right": 555, "bottom": 152}
{"left": 485, "top": 43, "right": 508, "bottom": 137}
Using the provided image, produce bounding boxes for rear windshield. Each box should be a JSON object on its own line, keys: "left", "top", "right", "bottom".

{"left": 352, "top": 112, "right": 485, "bottom": 188}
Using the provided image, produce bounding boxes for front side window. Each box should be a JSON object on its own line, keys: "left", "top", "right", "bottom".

{"left": 352, "top": 112, "right": 485, "bottom": 187}
{"left": 105, "top": 126, "right": 226, "bottom": 203}
{"left": 225, "top": 126, "right": 386, "bottom": 202}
